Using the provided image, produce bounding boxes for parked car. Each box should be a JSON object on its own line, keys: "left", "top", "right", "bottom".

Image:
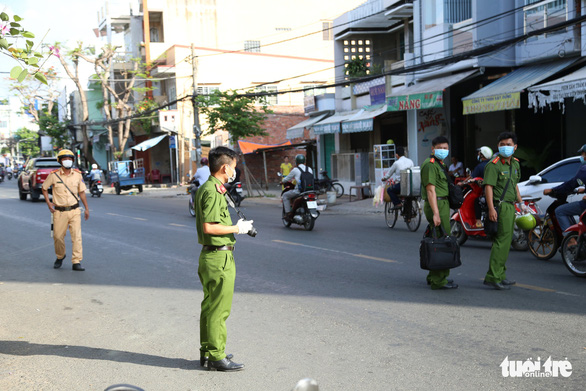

{"left": 518, "top": 156, "right": 583, "bottom": 213}
{"left": 18, "top": 157, "right": 61, "bottom": 201}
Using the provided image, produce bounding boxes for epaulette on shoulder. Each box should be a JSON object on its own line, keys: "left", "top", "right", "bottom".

{"left": 491, "top": 156, "right": 500, "bottom": 164}
{"left": 430, "top": 157, "right": 435, "bottom": 164}
{"left": 513, "top": 157, "right": 519, "bottom": 161}
{"left": 73, "top": 168, "right": 82, "bottom": 173}
{"left": 50, "top": 169, "right": 59, "bottom": 173}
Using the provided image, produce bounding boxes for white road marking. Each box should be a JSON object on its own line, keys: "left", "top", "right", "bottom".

{"left": 273, "top": 239, "right": 397, "bottom": 263}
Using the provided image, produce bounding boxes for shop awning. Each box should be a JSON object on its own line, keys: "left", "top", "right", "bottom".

{"left": 312, "top": 110, "right": 359, "bottom": 135}
{"left": 462, "top": 59, "right": 577, "bottom": 115}
{"left": 286, "top": 113, "right": 329, "bottom": 139}
{"left": 387, "top": 70, "right": 477, "bottom": 111}
{"left": 237, "top": 140, "right": 292, "bottom": 155}
{"left": 528, "top": 65, "right": 586, "bottom": 111}
{"left": 341, "top": 104, "right": 388, "bottom": 133}
{"left": 130, "top": 134, "right": 167, "bottom": 151}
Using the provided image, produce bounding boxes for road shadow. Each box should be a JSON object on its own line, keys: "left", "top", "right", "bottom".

{"left": 0, "top": 340, "right": 201, "bottom": 371}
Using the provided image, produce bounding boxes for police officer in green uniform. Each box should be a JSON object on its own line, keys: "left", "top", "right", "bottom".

{"left": 421, "top": 136, "right": 458, "bottom": 290}
{"left": 195, "top": 146, "right": 254, "bottom": 371}
{"left": 483, "top": 132, "right": 523, "bottom": 290}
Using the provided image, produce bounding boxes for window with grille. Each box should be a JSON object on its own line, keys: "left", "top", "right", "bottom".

{"left": 196, "top": 86, "right": 220, "bottom": 95}
{"left": 244, "top": 40, "right": 261, "bottom": 53}
{"left": 322, "top": 21, "right": 333, "bottom": 40}
{"left": 343, "top": 39, "right": 372, "bottom": 76}
{"left": 423, "top": 0, "right": 472, "bottom": 28}
{"left": 303, "top": 85, "right": 327, "bottom": 97}
{"left": 524, "top": 0, "right": 567, "bottom": 35}
{"left": 255, "top": 86, "right": 278, "bottom": 105}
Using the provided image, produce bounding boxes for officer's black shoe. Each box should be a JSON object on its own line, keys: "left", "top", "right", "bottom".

{"left": 501, "top": 279, "right": 516, "bottom": 286}
{"left": 208, "top": 357, "right": 244, "bottom": 372}
{"left": 433, "top": 282, "right": 458, "bottom": 290}
{"left": 54, "top": 255, "right": 65, "bottom": 269}
{"left": 427, "top": 278, "right": 453, "bottom": 285}
{"left": 483, "top": 280, "right": 510, "bottom": 290}
{"left": 72, "top": 263, "right": 85, "bottom": 271}
{"left": 200, "top": 354, "right": 233, "bottom": 368}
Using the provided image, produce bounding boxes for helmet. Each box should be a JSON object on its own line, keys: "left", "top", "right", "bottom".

{"left": 478, "top": 146, "right": 493, "bottom": 160}
{"left": 295, "top": 154, "right": 305, "bottom": 165}
{"left": 57, "top": 149, "right": 75, "bottom": 160}
{"left": 200, "top": 157, "right": 209, "bottom": 165}
{"left": 516, "top": 213, "right": 536, "bottom": 231}
{"left": 92, "top": 164, "right": 98, "bottom": 169}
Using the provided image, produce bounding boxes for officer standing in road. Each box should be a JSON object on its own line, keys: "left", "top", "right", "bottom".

{"left": 483, "top": 132, "right": 523, "bottom": 290}
{"left": 195, "top": 146, "right": 253, "bottom": 372}
{"left": 421, "top": 136, "right": 458, "bottom": 290}
{"left": 41, "top": 149, "right": 90, "bottom": 271}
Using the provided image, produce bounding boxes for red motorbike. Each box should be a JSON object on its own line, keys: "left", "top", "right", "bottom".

{"left": 450, "top": 177, "right": 539, "bottom": 250}
{"left": 560, "top": 209, "right": 586, "bottom": 278}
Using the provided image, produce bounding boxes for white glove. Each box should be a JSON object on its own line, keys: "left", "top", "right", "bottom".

{"left": 236, "top": 219, "right": 254, "bottom": 235}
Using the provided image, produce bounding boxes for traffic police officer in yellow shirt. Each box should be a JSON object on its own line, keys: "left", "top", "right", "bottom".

{"left": 195, "top": 146, "right": 254, "bottom": 372}
{"left": 41, "top": 149, "right": 90, "bottom": 271}
{"left": 421, "top": 136, "right": 458, "bottom": 290}
{"left": 483, "top": 132, "right": 523, "bottom": 290}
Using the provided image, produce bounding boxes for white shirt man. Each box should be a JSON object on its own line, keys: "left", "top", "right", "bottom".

{"left": 282, "top": 160, "right": 313, "bottom": 214}
{"left": 193, "top": 164, "right": 211, "bottom": 187}
{"left": 382, "top": 155, "right": 414, "bottom": 182}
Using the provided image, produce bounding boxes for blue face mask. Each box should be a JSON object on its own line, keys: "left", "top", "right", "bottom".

{"left": 477, "top": 155, "right": 482, "bottom": 162}
{"left": 499, "top": 146, "right": 515, "bottom": 158}
{"left": 581, "top": 156, "right": 585, "bottom": 164}
{"left": 434, "top": 149, "right": 449, "bottom": 161}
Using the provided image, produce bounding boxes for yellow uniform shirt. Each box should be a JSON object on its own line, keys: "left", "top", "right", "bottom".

{"left": 42, "top": 168, "right": 86, "bottom": 206}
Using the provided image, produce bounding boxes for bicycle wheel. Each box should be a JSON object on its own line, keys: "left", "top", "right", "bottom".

{"left": 528, "top": 224, "right": 558, "bottom": 260}
{"left": 561, "top": 232, "right": 586, "bottom": 278}
{"left": 405, "top": 198, "right": 422, "bottom": 232}
{"left": 332, "top": 183, "right": 344, "bottom": 198}
{"left": 385, "top": 202, "right": 398, "bottom": 228}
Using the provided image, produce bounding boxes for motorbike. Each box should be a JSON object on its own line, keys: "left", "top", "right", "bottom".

{"left": 188, "top": 178, "right": 199, "bottom": 217}
{"left": 314, "top": 170, "right": 344, "bottom": 198}
{"left": 450, "top": 176, "right": 539, "bottom": 250}
{"left": 90, "top": 180, "right": 104, "bottom": 197}
{"left": 527, "top": 190, "right": 572, "bottom": 260}
{"left": 560, "top": 209, "right": 586, "bottom": 278}
{"left": 224, "top": 181, "right": 244, "bottom": 207}
{"left": 6, "top": 171, "right": 12, "bottom": 180}
{"left": 279, "top": 174, "right": 320, "bottom": 231}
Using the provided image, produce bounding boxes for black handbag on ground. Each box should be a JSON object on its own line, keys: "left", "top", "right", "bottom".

{"left": 441, "top": 166, "right": 464, "bottom": 209}
{"left": 483, "top": 168, "right": 513, "bottom": 238}
{"left": 419, "top": 225, "right": 462, "bottom": 271}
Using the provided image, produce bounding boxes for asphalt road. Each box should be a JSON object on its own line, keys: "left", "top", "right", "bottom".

{"left": 1, "top": 181, "right": 585, "bottom": 391}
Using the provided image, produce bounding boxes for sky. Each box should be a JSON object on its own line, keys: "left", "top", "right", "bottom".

{"left": 0, "top": 0, "right": 100, "bottom": 99}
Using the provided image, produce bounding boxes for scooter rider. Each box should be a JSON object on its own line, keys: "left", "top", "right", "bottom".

{"left": 472, "top": 146, "right": 493, "bottom": 179}
{"left": 381, "top": 146, "right": 414, "bottom": 209}
{"left": 89, "top": 164, "right": 102, "bottom": 188}
{"left": 191, "top": 157, "right": 211, "bottom": 200}
{"left": 543, "top": 144, "right": 586, "bottom": 234}
{"left": 281, "top": 154, "right": 313, "bottom": 220}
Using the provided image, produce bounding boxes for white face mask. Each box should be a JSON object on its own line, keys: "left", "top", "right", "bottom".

{"left": 226, "top": 165, "right": 236, "bottom": 183}
{"left": 62, "top": 159, "right": 73, "bottom": 169}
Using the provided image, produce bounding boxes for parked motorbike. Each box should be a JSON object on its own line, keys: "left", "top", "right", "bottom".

{"left": 90, "top": 180, "right": 104, "bottom": 197}
{"left": 527, "top": 190, "right": 571, "bottom": 260}
{"left": 314, "top": 170, "right": 344, "bottom": 198}
{"left": 279, "top": 173, "right": 319, "bottom": 231}
{"left": 450, "top": 176, "right": 539, "bottom": 250}
{"left": 224, "top": 181, "right": 244, "bottom": 207}
{"left": 560, "top": 209, "right": 586, "bottom": 278}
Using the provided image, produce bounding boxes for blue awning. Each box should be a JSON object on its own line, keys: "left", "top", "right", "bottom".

{"left": 130, "top": 135, "right": 167, "bottom": 151}
{"left": 312, "top": 110, "right": 359, "bottom": 135}
{"left": 341, "top": 104, "right": 387, "bottom": 134}
{"left": 286, "top": 113, "right": 329, "bottom": 139}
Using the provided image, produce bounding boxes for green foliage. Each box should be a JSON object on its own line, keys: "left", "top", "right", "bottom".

{"left": 195, "top": 89, "right": 273, "bottom": 142}
{"left": 14, "top": 128, "right": 40, "bottom": 157}
{"left": 134, "top": 96, "right": 159, "bottom": 134}
{"left": 38, "top": 114, "right": 70, "bottom": 150}
{"left": 1, "top": 12, "right": 47, "bottom": 84}
{"left": 515, "top": 141, "right": 554, "bottom": 173}
{"left": 345, "top": 57, "right": 369, "bottom": 79}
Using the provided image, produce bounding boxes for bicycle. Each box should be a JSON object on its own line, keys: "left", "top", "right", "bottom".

{"left": 384, "top": 196, "right": 422, "bottom": 232}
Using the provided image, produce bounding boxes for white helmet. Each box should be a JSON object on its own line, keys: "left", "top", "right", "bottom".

{"left": 478, "top": 146, "right": 493, "bottom": 160}
{"left": 92, "top": 164, "right": 98, "bottom": 169}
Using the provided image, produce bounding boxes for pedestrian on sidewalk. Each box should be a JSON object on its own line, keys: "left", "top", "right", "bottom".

{"left": 280, "top": 156, "right": 293, "bottom": 190}
{"left": 421, "top": 136, "right": 458, "bottom": 290}
{"left": 41, "top": 149, "right": 90, "bottom": 271}
{"left": 483, "top": 132, "right": 523, "bottom": 290}
{"left": 195, "top": 146, "right": 254, "bottom": 372}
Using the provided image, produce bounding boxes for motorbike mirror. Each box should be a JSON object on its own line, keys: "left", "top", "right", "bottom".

{"left": 528, "top": 175, "right": 542, "bottom": 184}
{"left": 466, "top": 168, "right": 471, "bottom": 176}
{"left": 277, "top": 172, "right": 282, "bottom": 177}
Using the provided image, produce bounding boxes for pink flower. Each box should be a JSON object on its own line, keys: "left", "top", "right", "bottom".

{"left": 0, "top": 23, "right": 9, "bottom": 36}
{"left": 48, "top": 45, "right": 60, "bottom": 58}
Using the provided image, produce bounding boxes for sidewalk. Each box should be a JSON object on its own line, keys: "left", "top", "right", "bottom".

{"left": 100, "top": 183, "right": 384, "bottom": 214}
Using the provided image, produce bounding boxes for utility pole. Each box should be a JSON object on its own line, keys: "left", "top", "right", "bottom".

{"left": 191, "top": 43, "right": 202, "bottom": 171}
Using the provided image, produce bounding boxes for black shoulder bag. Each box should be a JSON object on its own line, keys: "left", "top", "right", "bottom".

{"left": 441, "top": 164, "right": 464, "bottom": 210}
{"left": 483, "top": 168, "right": 513, "bottom": 238}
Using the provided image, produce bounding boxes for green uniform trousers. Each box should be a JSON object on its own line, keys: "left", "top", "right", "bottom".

{"left": 485, "top": 202, "right": 515, "bottom": 283}
{"left": 198, "top": 249, "right": 235, "bottom": 361}
{"left": 423, "top": 199, "right": 451, "bottom": 289}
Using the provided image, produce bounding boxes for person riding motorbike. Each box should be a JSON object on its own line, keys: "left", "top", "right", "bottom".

{"left": 191, "top": 157, "right": 211, "bottom": 200}
{"left": 381, "top": 146, "right": 414, "bottom": 209}
{"left": 89, "top": 163, "right": 102, "bottom": 188}
{"left": 471, "top": 146, "right": 493, "bottom": 179}
{"left": 543, "top": 144, "right": 586, "bottom": 241}
{"left": 281, "top": 154, "right": 313, "bottom": 220}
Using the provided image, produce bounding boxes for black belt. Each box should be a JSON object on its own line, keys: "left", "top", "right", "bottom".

{"left": 55, "top": 203, "right": 79, "bottom": 212}
{"left": 495, "top": 200, "right": 515, "bottom": 206}
{"left": 437, "top": 197, "right": 448, "bottom": 200}
{"left": 202, "top": 245, "right": 234, "bottom": 251}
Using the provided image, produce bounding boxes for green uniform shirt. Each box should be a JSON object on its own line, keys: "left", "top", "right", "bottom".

{"left": 421, "top": 156, "right": 449, "bottom": 200}
{"left": 483, "top": 157, "right": 521, "bottom": 203}
{"left": 195, "top": 175, "right": 236, "bottom": 246}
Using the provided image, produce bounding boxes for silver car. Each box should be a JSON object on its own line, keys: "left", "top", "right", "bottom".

{"left": 518, "top": 156, "right": 583, "bottom": 214}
